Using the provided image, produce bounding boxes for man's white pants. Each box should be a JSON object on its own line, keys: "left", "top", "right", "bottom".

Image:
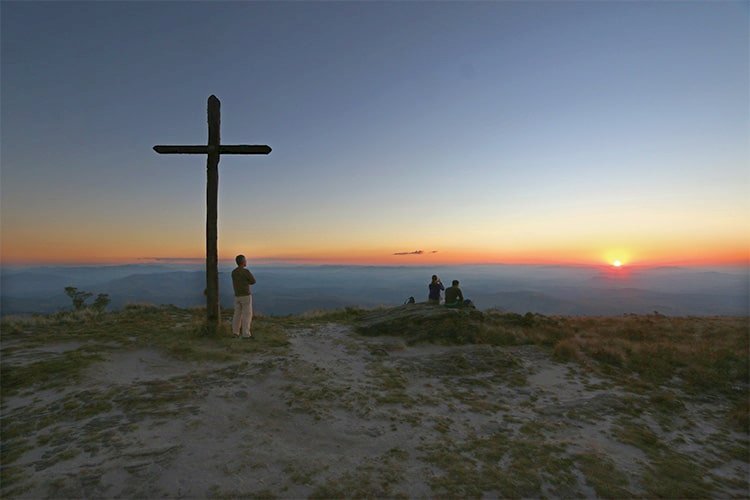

{"left": 232, "top": 295, "right": 253, "bottom": 336}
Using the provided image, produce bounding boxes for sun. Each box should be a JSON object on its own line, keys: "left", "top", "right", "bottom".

{"left": 612, "top": 260, "right": 623, "bottom": 267}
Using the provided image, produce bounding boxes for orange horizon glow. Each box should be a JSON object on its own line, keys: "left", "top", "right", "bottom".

{"left": 2, "top": 246, "right": 748, "bottom": 268}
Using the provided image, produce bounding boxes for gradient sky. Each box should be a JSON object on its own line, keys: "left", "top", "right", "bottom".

{"left": 2, "top": 1, "right": 748, "bottom": 266}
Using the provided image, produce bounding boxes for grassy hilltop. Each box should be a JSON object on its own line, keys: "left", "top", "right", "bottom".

{"left": 1, "top": 304, "right": 748, "bottom": 498}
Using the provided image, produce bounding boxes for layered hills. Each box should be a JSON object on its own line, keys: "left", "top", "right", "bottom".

{"left": 1, "top": 264, "right": 747, "bottom": 316}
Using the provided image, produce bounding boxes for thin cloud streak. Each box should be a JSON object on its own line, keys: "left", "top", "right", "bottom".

{"left": 139, "top": 257, "right": 204, "bottom": 263}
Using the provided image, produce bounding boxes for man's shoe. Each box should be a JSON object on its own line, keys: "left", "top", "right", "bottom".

{"left": 232, "top": 333, "right": 240, "bottom": 338}
{"left": 241, "top": 334, "right": 254, "bottom": 340}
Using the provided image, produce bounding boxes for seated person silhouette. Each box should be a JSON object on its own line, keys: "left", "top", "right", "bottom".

{"left": 444, "top": 280, "right": 465, "bottom": 307}
{"left": 444, "top": 280, "right": 475, "bottom": 308}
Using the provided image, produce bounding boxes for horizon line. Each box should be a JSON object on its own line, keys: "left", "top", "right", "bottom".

{"left": 1, "top": 259, "right": 748, "bottom": 269}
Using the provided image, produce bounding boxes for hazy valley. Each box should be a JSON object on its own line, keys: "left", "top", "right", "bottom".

{"left": 1, "top": 264, "right": 747, "bottom": 317}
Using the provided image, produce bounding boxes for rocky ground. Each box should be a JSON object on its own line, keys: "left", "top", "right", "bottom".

{"left": 1, "top": 306, "right": 748, "bottom": 498}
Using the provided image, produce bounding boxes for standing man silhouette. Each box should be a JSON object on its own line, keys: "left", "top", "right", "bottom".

{"left": 231, "top": 254, "right": 256, "bottom": 338}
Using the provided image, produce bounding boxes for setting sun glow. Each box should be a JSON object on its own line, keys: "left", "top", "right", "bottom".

{"left": 613, "top": 260, "right": 623, "bottom": 267}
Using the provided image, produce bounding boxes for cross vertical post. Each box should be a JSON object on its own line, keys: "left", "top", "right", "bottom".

{"left": 206, "top": 96, "right": 221, "bottom": 325}
{"left": 153, "top": 95, "right": 272, "bottom": 332}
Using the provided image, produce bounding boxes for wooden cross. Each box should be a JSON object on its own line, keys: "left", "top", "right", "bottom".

{"left": 153, "top": 95, "right": 271, "bottom": 328}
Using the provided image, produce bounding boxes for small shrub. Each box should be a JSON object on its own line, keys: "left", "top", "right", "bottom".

{"left": 553, "top": 338, "right": 582, "bottom": 362}
{"left": 91, "top": 294, "right": 111, "bottom": 312}
{"left": 64, "top": 287, "right": 92, "bottom": 311}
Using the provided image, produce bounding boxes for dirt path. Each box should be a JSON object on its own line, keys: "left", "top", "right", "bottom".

{"left": 2, "top": 323, "right": 747, "bottom": 498}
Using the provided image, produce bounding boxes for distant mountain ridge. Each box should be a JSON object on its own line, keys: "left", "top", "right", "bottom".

{"left": 1, "top": 265, "right": 747, "bottom": 316}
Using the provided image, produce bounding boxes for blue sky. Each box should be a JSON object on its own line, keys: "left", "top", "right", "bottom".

{"left": 1, "top": 1, "right": 748, "bottom": 265}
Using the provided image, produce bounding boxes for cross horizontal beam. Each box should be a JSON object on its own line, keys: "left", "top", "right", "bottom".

{"left": 153, "top": 145, "right": 272, "bottom": 155}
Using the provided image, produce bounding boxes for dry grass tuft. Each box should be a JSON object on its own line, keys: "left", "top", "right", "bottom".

{"left": 552, "top": 338, "right": 583, "bottom": 362}
{"left": 549, "top": 316, "right": 748, "bottom": 394}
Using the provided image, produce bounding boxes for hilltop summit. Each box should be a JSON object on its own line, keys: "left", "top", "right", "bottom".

{"left": 1, "top": 306, "right": 747, "bottom": 498}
